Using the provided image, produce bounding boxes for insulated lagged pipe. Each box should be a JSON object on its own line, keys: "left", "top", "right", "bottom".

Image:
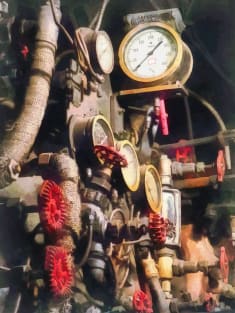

{"left": 49, "top": 153, "right": 81, "bottom": 239}
{"left": 0, "top": 0, "right": 61, "bottom": 188}
{"left": 39, "top": 152, "right": 82, "bottom": 251}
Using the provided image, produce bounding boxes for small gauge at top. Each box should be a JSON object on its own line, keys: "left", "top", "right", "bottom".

{"left": 118, "top": 22, "right": 183, "bottom": 84}
{"left": 116, "top": 140, "right": 140, "bottom": 192}
{"left": 92, "top": 31, "right": 114, "bottom": 75}
{"left": 76, "top": 28, "right": 115, "bottom": 75}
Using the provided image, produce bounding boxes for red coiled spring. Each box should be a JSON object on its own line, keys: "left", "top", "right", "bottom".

{"left": 38, "top": 180, "right": 67, "bottom": 233}
{"left": 149, "top": 213, "right": 167, "bottom": 245}
{"left": 44, "top": 246, "right": 74, "bottom": 297}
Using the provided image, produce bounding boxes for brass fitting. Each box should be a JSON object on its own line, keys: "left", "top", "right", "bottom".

{"left": 159, "top": 154, "right": 172, "bottom": 186}
{"left": 141, "top": 253, "right": 159, "bottom": 279}
{"left": 172, "top": 258, "right": 210, "bottom": 276}
{"left": 156, "top": 248, "right": 175, "bottom": 295}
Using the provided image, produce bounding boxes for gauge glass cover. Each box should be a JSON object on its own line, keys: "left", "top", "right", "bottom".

{"left": 119, "top": 22, "right": 183, "bottom": 82}
{"left": 144, "top": 165, "right": 162, "bottom": 212}
{"left": 96, "top": 31, "right": 114, "bottom": 74}
{"left": 92, "top": 116, "right": 115, "bottom": 147}
{"left": 119, "top": 141, "right": 140, "bottom": 191}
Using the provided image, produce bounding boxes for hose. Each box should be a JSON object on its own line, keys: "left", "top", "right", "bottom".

{"left": 76, "top": 223, "right": 93, "bottom": 268}
{"left": 2, "top": 290, "right": 22, "bottom": 313}
{"left": 183, "top": 95, "right": 196, "bottom": 161}
{"left": 49, "top": 0, "right": 74, "bottom": 46}
{"left": 89, "top": 0, "right": 110, "bottom": 31}
{"left": 187, "top": 88, "right": 231, "bottom": 169}
{"left": 94, "top": 0, "right": 110, "bottom": 31}
{"left": 187, "top": 89, "right": 226, "bottom": 131}
{"left": 0, "top": 0, "right": 62, "bottom": 189}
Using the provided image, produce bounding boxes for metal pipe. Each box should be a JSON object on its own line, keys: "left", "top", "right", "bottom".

{"left": 184, "top": 95, "right": 196, "bottom": 162}
{"left": 2, "top": 288, "right": 22, "bottom": 313}
{"left": 187, "top": 88, "right": 231, "bottom": 169}
{"left": 94, "top": 0, "right": 110, "bottom": 31}
{"left": 0, "top": 0, "right": 61, "bottom": 188}
{"left": 148, "top": 276, "right": 171, "bottom": 313}
{"left": 141, "top": 254, "right": 171, "bottom": 313}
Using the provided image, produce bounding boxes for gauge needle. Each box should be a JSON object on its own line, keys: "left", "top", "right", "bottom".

{"left": 100, "top": 46, "right": 107, "bottom": 57}
{"left": 100, "top": 135, "right": 107, "bottom": 144}
{"left": 147, "top": 186, "right": 155, "bottom": 202}
{"left": 133, "top": 40, "right": 163, "bottom": 72}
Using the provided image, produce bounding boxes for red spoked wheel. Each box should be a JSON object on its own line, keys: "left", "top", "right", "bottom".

{"left": 38, "top": 180, "right": 67, "bottom": 233}
{"left": 220, "top": 246, "right": 229, "bottom": 284}
{"left": 133, "top": 290, "right": 153, "bottom": 313}
{"left": 94, "top": 145, "right": 128, "bottom": 168}
{"left": 149, "top": 213, "right": 167, "bottom": 245}
{"left": 45, "top": 246, "right": 74, "bottom": 297}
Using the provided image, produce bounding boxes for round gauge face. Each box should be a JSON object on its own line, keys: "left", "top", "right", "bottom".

{"left": 117, "top": 140, "right": 140, "bottom": 192}
{"left": 95, "top": 31, "right": 114, "bottom": 74}
{"left": 118, "top": 22, "right": 183, "bottom": 83}
{"left": 91, "top": 115, "right": 115, "bottom": 147}
{"left": 144, "top": 164, "right": 162, "bottom": 213}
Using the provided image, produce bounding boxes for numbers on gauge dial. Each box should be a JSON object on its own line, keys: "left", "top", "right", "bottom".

{"left": 124, "top": 28, "right": 177, "bottom": 78}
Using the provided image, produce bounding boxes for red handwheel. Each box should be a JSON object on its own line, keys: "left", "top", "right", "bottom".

{"left": 38, "top": 180, "right": 67, "bottom": 233}
{"left": 94, "top": 144, "right": 128, "bottom": 168}
{"left": 133, "top": 290, "right": 153, "bottom": 313}
{"left": 45, "top": 246, "right": 74, "bottom": 297}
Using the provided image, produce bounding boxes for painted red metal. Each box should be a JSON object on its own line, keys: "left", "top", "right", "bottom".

{"left": 133, "top": 290, "right": 153, "bottom": 313}
{"left": 44, "top": 246, "right": 74, "bottom": 297}
{"left": 38, "top": 180, "right": 67, "bottom": 233}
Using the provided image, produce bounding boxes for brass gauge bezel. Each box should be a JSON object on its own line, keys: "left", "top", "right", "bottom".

{"left": 140, "top": 164, "right": 162, "bottom": 213}
{"left": 69, "top": 114, "right": 115, "bottom": 164}
{"left": 116, "top": 140, "right": 140, "bottom": 192}
{"left": 90, "top": 115, "right": 115, "bottom": 148}
{"left": 91, "top": 30, "right": 115, "bottom": 75}
{"left": 76, "top": 27, "right": 114, "bottom": 75}
{"left": 118, "top": 22, "right": 183, "bottom": 84}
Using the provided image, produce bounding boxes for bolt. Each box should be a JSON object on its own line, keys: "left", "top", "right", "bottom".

{"left": 8, "top": 159, "right": 21, "bottom": 180}
{"left": 13, "top": 164, "right": 21, "bottom": 175}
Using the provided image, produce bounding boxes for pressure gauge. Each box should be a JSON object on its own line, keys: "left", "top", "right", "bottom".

{"left": 77, "top": 28, "right": 114, "bottom": 75}
{"left": 69, "top": 114, "right": 115, "bottom": 163}
{"left": 91, "top": 115, "right": 115, "bottom": 147}
{"left": 118, "top": 22, "right": 183, "bottom": 84}
{"left": 143, "top": 164, "right": 162, "bottom": 212}
{"left": 116, "top": 140, "right": 140, "bottom": 192}
{"left": 92, "top": 31, "right": 114, "bottom": 74}
{"left": 139, "top": 164, "right": 162, "bottom": 213}
{"left": 132, "top": 164, "right": 162, "bottom": 213}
